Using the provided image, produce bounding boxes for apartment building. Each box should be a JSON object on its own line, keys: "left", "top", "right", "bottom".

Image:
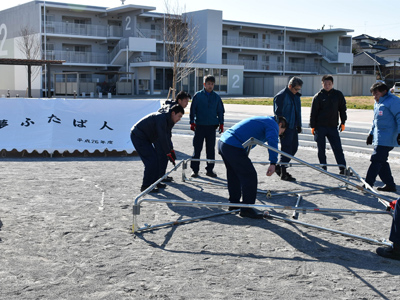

{"left": 0, "top": 1, "right": 353, "bottom": 97}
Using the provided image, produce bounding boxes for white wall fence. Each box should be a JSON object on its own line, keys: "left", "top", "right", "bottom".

{"left": 244, "top": 75, "right": 377, "bottom": 97}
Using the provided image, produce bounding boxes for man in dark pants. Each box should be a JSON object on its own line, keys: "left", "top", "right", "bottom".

{"left": 218, "top": 116, "right": 287, "bottom": 219}
{"left": 273, "top": 76, "right": 303, "bottom": 181}
{"left": 156, "top": 91, "right": 190, "bottom": 182}
{"left": 365, "top": 82, "right": 400, "bottom": 192}
{"left": 190, "top": 75, "right": 225, "bottom": 178}
{"left": 376, "top": 199, "right": 400, "bottom": 260}
{"left": 309, "top": 75, "right": 349, "bottom": 174}
{"left": 131, "top": 105, "right": 184, "bottom": 193}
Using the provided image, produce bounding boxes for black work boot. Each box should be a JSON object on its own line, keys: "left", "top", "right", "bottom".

{"left": 275, "top": 164, "right": 282, "bottom": 177}
{"left": 281, "top": 167, "right": 296, "bottom": 182}
{"left": 239, "top": 208, "right": 264, "bottom": 219}
{"left": 376, "top": 243, "right": 400, "bottom": 260}
{"left": 377, "top": 184, "right": 397, "bottom": 192}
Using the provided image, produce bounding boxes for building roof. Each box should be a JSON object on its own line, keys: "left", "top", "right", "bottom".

{"left": 35, "top": 1, "right": 155, "bottom": 15}
{"left": 357, "top": 42, "right": 387, "bottom": 51}
{"left": 222, "top": 19, "right": 353, "bottom": 34}
{"left": 353, "top": 52, "right": 389, "bottom": 67}
{"left": 376, "top": 48, "right": 400, "bottom": 55}
{"left": 353, "top": 34, "right": 379, "bottom": 41}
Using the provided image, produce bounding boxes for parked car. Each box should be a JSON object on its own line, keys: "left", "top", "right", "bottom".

{"left": 392, "top": 82, "right": 400, "bottom": 94}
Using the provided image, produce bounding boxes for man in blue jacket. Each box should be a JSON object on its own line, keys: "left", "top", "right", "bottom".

{"left": 218, "top": 116, "right": 287, "bottom": 219}
{"left": 190, "top": 75, "right": 225, "bottom": 178}
{"left": 273, "top": 76, "right": 303, "bottom": 181}
{"left": 131, "top": 105, "right": 184, "bottom": 193}
{"left": 365, "top": 82, "right": 400, "bottom": 192}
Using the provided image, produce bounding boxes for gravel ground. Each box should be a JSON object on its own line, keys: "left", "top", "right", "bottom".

{"left": 1, "top": 134, "right": 400, "bottom": 300}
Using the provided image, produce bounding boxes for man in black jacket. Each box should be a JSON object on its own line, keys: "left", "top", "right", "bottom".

{"left": 156, "top": 91, "right": 191, "bottom": 182}
{"left": 131, "top": 105, "right": 184, "bottom": 193}
{"left": 309, "top": 75, "right": 348, "bottom": 174}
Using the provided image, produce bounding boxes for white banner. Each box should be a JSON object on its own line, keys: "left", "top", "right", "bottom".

{"left": 0, "top": 98, "right": 161, "bottom": 154}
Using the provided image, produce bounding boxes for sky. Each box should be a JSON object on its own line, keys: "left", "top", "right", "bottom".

{"left": 3, "top": 0, "right": 400, "bottom": 41}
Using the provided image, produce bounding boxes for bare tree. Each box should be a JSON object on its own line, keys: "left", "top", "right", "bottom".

{"left": 352, "top": 42, "right": 362, "bottom": 55}
{"left": 16, "top": 26, "right": 41, "bottom": 82}
{"left": 163, "top": 0, "right": 204, "bottom": 99}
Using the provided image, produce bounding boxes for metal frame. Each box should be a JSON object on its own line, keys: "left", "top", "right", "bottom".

{"left": 181, "top": 158, "right": 348, "bottom": 197}
{"left": 132, "top": 137, "right": 395, "bottom": 246}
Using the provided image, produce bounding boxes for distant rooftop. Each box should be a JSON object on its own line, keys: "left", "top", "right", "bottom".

{"left": 353, "top": 52, "right": 389, "bottom": 67}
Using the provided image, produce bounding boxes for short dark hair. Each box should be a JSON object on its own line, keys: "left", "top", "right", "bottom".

{"left": 289, "top": 76, "right": 303, "bottom": 88}
{"left": 176, "top": 91, "right": 191, "bottom": 102}
{"left": 370, "top": 82, "right": 389, "bottom": 94}
{"left": 170, "top": 104, "right": 184, "bottom": 115}
{"left": 322, "top": 75, "right": 334, "bottom": 83}
{"left": 204, "top": 75, "right": 215, "bottom": 83}
{"left": 276, "top": 116, "right": 287, "bottom": 128}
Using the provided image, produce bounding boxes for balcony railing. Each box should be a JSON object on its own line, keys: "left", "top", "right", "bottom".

{"left": 136, "top": 28, "right": 164, "bottom": 41}
{"left": 108, "top": 38, "right": 129, "bottom": 63}
{"left": 338, "top": 45, "right": 351, "bottom": 53}
{"left": 129, "top": 54, "right": 180, "bottom": 63}
{"left": 223, "top": 36, "right": 284, "bottom": 49}
{"left": 222, "top": 36, "right": 344, "bottom": 62}
{"left": 222, "top": 58, "right": 319, "bottom": 73}
{"left": 45, "top": 50, "right": 109, "bottom": 64}
{"left": 43, "top": 21, "right": 122, "bottom": 38}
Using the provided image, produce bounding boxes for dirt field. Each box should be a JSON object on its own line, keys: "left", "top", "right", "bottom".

{"left": 1, "top": 135, "right": 400, "bottom": 300}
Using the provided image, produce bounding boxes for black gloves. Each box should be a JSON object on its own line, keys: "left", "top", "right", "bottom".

{"left": 366, "top": 134, "right": 373, "bottom": 145}
{"left": 397, "top": 134, "right": 400, "bottom": 145}
{"left": 297, "top": 126, "right": 302, "bottom": 134}
{"left": 167, "top": 150, "right": 176, "bottom": 165}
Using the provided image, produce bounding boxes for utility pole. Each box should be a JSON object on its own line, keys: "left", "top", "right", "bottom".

{"left": 393, "top": 61, "right": 396, "bottom": 85}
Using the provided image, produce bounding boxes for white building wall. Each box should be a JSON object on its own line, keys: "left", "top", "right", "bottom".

{"left": 188, "top": 10, "right": 222, "bottom": 64}
{"left": 323, "top": 33, "right": 339, "bottom": 53}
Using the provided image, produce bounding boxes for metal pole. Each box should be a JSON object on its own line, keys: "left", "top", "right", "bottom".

{"left": 265, "top": 211, "right": 392, "bottom": 246}
{"left": 134, "top": 199, "right": 391, "bottom": 216}
{"left": 283, "top": 26, "right": 286, "bottom": 76}
{"left": 292, "top": 194, "right": 302, "bottom": 219}
{"left": 181, "top": 158, "right": 347, "bottom": 197}
{"left": 132, "top": 198, "right": 391, "bottom": 234}
{"left": 135, "top": 209, "right": 240, "bottom": 233}
{"left": 126, "top": 45, "right": 129, "bottom": 81}
{"left": 27, "top": 65, "right": 32, "bottom": 98}
{"left": 242, "top": 138, "right": 393, "bottom": 206}
{"left": 47, "top": 63, "right": 51, "bottom": 98}
{"left": 133, "top": 160, "right": 185, "bottom": 232}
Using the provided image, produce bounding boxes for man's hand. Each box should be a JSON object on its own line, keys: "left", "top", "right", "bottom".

{"left": 390, "top": 200, "right": 397, "bottom": 210}
{"left": 167, "top": 152, "right": 176, "bottom": 165}
{"left": 311, "top": 128, "right": 315, "bottom": 135}
{"left": 170, "top": 149, "right": 176, "bottom": 160}
{"left": 218, "top": 124, "right": 224, "bottom": 134}
{"left": 397, "top": 134, "right": 400, "bottom": 145}
{"left": 339, "top": 124, "right": 345, "bottom": 132}
{"left": 297, "top": 126, "right": 302, "bottom": 134}
{"left": 190, "top": 123, "right": 196, "bottom": 131}
{"left": 366, "top": 134, "right": 373, "bottom": 145}
{"left": 266, "top": 164, "right": 276, "bottom": 176}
